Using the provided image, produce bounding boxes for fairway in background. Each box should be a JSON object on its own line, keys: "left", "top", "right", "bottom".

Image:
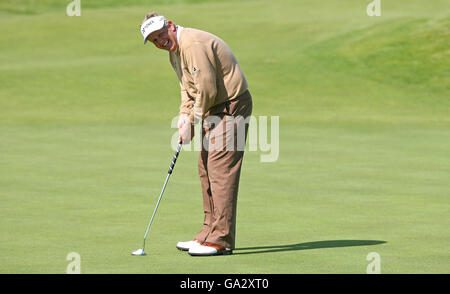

{"left": 0, "top": 0, "right": 449, "bottom": 273}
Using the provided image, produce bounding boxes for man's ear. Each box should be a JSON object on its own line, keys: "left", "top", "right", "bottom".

{"left": 167, "top": 20, "right": 176, "bottom": 32}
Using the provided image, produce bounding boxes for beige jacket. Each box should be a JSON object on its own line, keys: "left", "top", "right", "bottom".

{"left": 169, "top": 27, "right": 248, "bottom": 123}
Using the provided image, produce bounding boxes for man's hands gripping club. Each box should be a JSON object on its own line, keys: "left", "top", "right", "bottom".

{"left": 178, "top": 114, "right": 194, "bottom": 144}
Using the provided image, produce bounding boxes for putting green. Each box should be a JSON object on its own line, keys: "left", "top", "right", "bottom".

{"left": 0, "top": 0, "right": 449, "bottom": 273}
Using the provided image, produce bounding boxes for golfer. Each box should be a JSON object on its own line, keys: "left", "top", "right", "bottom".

{"left": 140, "top": 13, "right": 252, "bottom": 256}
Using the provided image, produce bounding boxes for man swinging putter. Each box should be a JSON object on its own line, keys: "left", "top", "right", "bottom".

{"left": 140, "top": 13, "right": 253, "bottom": 256}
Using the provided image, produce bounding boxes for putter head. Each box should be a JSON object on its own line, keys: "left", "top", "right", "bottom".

{"left": 131, "top": 248, "right": 146, "bottom": 256}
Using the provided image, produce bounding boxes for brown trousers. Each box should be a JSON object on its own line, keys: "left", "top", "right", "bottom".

{"left": 195, "top": 90, "right": 253, "bottom": 249}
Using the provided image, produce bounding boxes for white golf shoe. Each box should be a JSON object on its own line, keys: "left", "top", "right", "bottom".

{"left": 176, "top": 240, "right": 202, "bottom": 251}
{"left": 188, "top": 242, "right": 232, "bottom": 256}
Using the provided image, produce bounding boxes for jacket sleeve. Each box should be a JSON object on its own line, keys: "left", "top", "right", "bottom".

{"left": 183, "top": 42, "right": 217, "bottom": 123}
{"left": 179, "top": 82, "right": 195, "bottom": 120}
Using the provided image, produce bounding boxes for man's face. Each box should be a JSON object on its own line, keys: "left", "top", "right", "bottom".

{"left": 147, "top": 20, "right": 178, "bottom": 52}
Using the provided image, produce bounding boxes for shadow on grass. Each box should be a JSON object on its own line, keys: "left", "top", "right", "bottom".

{"left": 234, "top": 240, "right": 386, "bottom": 255}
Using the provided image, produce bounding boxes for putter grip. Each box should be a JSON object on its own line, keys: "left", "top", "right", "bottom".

{"left": 168, "top": 142, "right": 182, "bottom": 174}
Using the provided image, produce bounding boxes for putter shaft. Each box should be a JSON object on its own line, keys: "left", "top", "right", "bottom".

{"left": 141, "top": 142, "right": 182, "bottom": 251}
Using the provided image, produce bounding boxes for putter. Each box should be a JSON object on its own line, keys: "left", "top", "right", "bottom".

{"left": 131, "top": 141, "right": 183, "bottom": 256}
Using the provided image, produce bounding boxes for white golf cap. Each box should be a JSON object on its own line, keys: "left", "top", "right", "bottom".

{"left": 140, "top": 15, "right": 167, "bottom": 44}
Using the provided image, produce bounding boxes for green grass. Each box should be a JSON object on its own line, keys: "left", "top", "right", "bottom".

{"left": 0, "top": 0, "right": 449, "bottom": 273}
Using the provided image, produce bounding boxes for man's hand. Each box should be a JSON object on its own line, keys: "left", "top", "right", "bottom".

{"left": 178, "top": 114, "right": 194, "bottom": 144}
